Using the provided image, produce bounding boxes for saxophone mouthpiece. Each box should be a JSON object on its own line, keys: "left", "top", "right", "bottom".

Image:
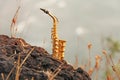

{"left": 40, "top": 8, "right": 49, "bottom": 14}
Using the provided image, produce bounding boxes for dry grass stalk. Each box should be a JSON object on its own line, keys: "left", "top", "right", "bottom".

{"left": 94, "top": 55, "right": 101, "bottom": 80}
{"left": 19, "top": 48, "right": 34, "bottom": 68}
{"left": 8, "top": 50, "right": 17, "bottom": 60}
{"left": 73, "top": 55, "right": 79, "bottom": 69}
{"left": 6, "top": 65, "right": 16, "bottom": 80}
{"left": 102, "top": 50, "right": 112, "bottom": 80}
{"left": 112, "top": 65, "right": 120, "bottom": 80}
{"left": 88, "top": 68, "right": 93, "bottom": 76}
{"left": 52, "top": 62, "right": 64, "bottom": 74}
{"left": 107, "top": 75, "right": 112, "bottom": 80}
{"left": 50, "top": 69, "right": 61, "bottom": 80}
{"left": 102, "top": 50, "right": 110, "bottom": 65}
{"left": 87, "top": 54, "right": 102, "bottom": 77}
{"left": 6, "top": 51, "right": 17, "bottom": 80}
{"left": 31, "top": 77, "right": 34, "bottom": 80}
{"left": 102, "top": 50, "right": 107, "bottom": 55}
{"left": 102, "top": 50, "right": 119, "bottom": 80}
{"left": 1, "top": 73, "right": 5, "bottom": 80}
{"left": 95, "top": 55, "right": 101, "bottom": 70}
{"left": 15, "top": 48, "right": 34, "bottom": 80}
{"left": 87, "top": 42, "right": 92, "bottom": 69}
{"left": 15, "top": 53, "right": 21, "bottom": 80}
{"left": 49, "top": 62, "right": 64, "bottom": 80}
{"left": 19, "top": 39, "right": 29, "bottom": 47}
{"left": 10, "top": 6, "right": 20, "bottom": 38}
{"left": 109, "top": 55, "right": 120, "bottom": 80}
{"left": 44, "top": 70, "right": 53, "bottom": 79}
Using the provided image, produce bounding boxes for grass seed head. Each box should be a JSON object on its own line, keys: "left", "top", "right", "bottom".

{"left": 95, "top": 55, "right": 101, "bottom": 69}
{"left": 88, "top": 68, "right": 93, "bottom": 76}
{"left": 102, "top": 50, "right": 107, "bottom": 55}
{"left": 112, "top": 64, "right": 120, "bottom": 75}
{"left": 88, "top": 42, "right": 92, "bottom": 50}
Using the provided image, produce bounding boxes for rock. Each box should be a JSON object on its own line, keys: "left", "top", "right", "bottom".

{"left": 0, "top": 35, "right": 91, "bottom": 80}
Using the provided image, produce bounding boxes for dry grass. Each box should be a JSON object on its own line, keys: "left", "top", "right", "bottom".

{"left": 1, "top": 73, "right": 5, "bottom": 80}
{"left": 10, "top": 6, "right": 20, "bottom": 38}
{"left": 5, "top": 48, "right": 34, "bottom": 80}
{"left": 73, "top": 41, "right": 120, "bottom": 80}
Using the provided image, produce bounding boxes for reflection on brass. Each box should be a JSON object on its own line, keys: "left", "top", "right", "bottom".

{"left": 40, "top": 8, "right": 66, "bottom": 61}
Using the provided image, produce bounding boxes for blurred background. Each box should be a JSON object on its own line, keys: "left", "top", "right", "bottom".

{"left": 0, "top": 0, "right": 120, "bottom": 79}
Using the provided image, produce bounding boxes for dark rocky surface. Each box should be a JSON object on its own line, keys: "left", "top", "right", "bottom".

{"left": 0, "top": 35, "right": 91, "bottom": 80}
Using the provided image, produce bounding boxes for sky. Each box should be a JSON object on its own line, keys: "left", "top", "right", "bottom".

{"left": 0, "top": 0, "right": 120, "bottom": 65}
